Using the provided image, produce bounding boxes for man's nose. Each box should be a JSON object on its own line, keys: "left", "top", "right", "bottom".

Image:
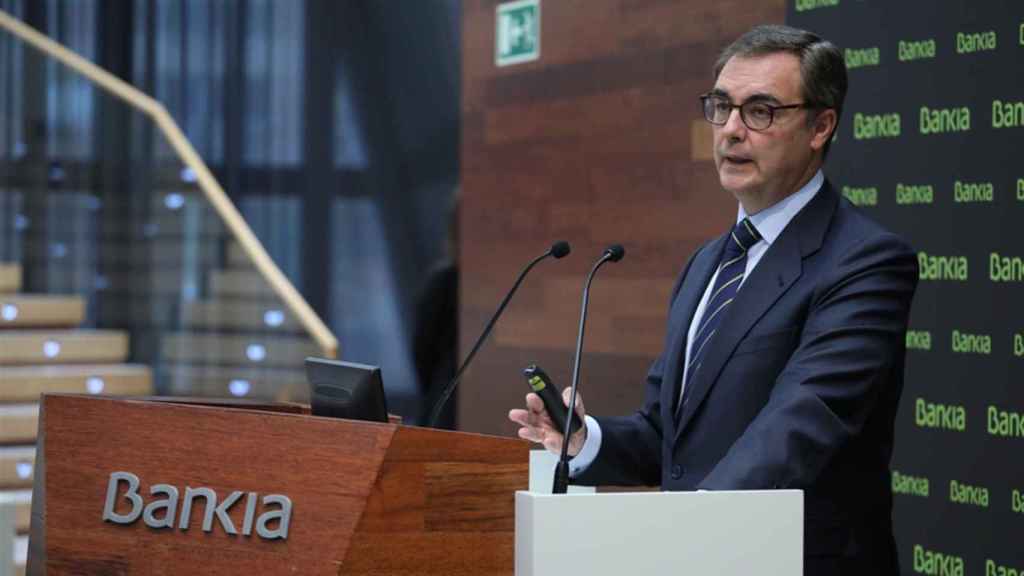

{"left": 720, "top": 107, "right": 747, "bottom": 140}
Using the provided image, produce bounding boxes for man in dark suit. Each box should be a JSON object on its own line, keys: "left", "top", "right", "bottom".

{"left": 509, "top": 25, "right": 917, "bottom": 575}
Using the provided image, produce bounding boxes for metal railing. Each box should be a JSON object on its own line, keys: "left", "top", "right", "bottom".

{"left": 0, "top": 9, "right": 337, "bottom": 402}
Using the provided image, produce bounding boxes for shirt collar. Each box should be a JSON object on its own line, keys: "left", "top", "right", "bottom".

{"left": 737, "top": 170, "right": 824, "bottom": 246}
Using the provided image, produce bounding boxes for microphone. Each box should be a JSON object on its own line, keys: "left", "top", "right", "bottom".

{"left": 426, "top": 241, "right": 571, "bottom": 427}
{"left": 552, "top": 243, "right": 625, "bottom": 494}
{"left": 604, "top": 244, "right": 624, "bottom": 262}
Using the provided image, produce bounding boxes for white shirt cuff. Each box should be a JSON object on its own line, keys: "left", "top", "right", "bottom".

{"left": 568, "top": 415, "right": 602, "bottom": 477}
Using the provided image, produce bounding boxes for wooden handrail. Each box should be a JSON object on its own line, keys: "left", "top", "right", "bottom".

{"left": 0, "top": 9, "right": 338, "bottom": 359}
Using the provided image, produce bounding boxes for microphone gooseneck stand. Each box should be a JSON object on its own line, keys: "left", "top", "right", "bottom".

{"left": 426, "top": 241, "right": 571, "bottom": 428}
{"left": 553, "top": 244, "right": 624, "bottom": 494}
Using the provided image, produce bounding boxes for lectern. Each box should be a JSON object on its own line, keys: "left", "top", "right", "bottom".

{"left": 515, "top": 490, "right": 803, "bottom": 576}
{"left": 28, "top": 394, "right": 530, "bottom": 575}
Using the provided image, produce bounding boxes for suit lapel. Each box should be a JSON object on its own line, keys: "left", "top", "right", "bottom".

{"left": 672, "top": 182, "right": 840, "bottom": 443}
{"left": 661, "top": 237, "right": 724, "bottom": 432}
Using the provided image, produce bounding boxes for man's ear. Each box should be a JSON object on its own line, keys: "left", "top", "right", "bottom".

{"left": 809, "top": 109, "right": 837, "bottom": 152}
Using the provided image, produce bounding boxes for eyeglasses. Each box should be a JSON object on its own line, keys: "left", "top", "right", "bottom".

{"left": 699, "top": 93, "right": 812, "bottom": 131}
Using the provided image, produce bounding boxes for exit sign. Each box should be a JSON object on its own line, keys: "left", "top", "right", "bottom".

{"left": 496, "top": 0, "right": 540, "bottom": 67}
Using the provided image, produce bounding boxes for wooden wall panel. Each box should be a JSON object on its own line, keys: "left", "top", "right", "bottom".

{"left": 459, "top": 0, "right": 786, "bottom": 436}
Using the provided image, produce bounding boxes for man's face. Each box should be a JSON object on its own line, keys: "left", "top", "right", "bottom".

{"left": 711, "top": 52, "right": 822, "bottom": 212}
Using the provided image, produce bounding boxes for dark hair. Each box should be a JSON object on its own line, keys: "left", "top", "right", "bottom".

{"left": 713, "top": 25, "right": 847, "bottom": 157}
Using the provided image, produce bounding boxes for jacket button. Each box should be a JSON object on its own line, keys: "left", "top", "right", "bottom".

{"left": 671, "top": 464, "right": 683, "bottom": 479}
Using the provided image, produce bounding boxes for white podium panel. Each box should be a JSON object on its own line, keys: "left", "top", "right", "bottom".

{"left": 515, "top": 489, "right": 802, "bottom": 576}
{"left": 528, "top": 450, "right": 596, "bottom": 494}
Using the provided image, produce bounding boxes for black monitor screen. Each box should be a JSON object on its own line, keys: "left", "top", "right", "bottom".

{"left": 305, "top": 357, "right": 389, "bottom": 423}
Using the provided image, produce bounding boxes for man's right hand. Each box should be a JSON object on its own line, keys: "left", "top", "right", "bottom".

{"left": 508, "top": 388, "right": 588, "bottom": 457}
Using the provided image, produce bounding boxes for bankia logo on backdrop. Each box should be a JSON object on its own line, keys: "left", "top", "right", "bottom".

{"left": 788, "top": 1, "right": 1024, "bottom": 574}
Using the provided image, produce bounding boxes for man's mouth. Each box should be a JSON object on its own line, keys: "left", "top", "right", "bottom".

{"left": 722, "top": 154, "right": 753, "bottom": 166}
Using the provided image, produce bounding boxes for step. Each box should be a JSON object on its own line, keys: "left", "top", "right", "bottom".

{"left": 227, "top": 242, "right": 256, "bottom": 269}
{"left": 0, "top": 364, "right": 152, "bottom": 403}
{"left": 0, "top": 330, "right": 128, "bottom": 365}
{"left": 19, "top": 226, "right": 223, "bottom": 243}
{"left": 0, "top": 447, "right": 35, "bottom": 489}
{"left": 153, "top": 196, "right": 224, "bottom": 230}
{"left": 0, "top": 489, "right": 31, "bottom": 533}
{"left": 0, "top": 296, "right": 85, "bottom": 328}
{"left": 160, "top": 333, "right": 318, "bottom": 367}
{"left": 0, "top": 264, "right": 20, "bottom": 293}
{"left": 126, "top": 195, "right": 226, "bottom": 237}
{"left": 96, "top": 296, "right": 178, "bottom": 328}
{"left": 0, "top": 406, "right": 38, "bottom": 445}
{"left": 28, "top": 239, "right": 222, "bottom": 268}
{"left": 161, "top": 365, "right": 308, "bottom": 402}
{"left": 182, "top": 300, "right": 300, "bottom": 332}
{"left": 210, "top": 269, "right": 275, "bottom": 298}
{"left": 103, "top": 269, "right": 197, "bottom": 296}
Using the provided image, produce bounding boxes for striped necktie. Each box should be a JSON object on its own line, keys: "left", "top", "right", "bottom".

{"left": 678, "top": 218, "right": 762, "bottom": 412}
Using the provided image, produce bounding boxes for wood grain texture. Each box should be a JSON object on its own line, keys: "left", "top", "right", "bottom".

{"left": 0, "top": 296, "right": 85, "bottom": 329}
{"left": 0, "top": 405, "right": 39, "bottom": 444}
{"left": 134, "top": 396, "right": 311, "bottom": 415}
{"left": 30, "top": 395, "right": 529, "bottom": 575}
{"left": 0, "top": 447, "right": 35, "bottom": 489}
{"left": 32, "top": 395, "right": 389, "bottom": 575}
{"left": 690, "top": 119, "right": 715, "bottom": 161}
{"left": 337, "top": 426, "right": 529, "bottom": 576}
{"left": 0, "top": 365, "right": 153, "bottom": 403}
{"left": 458, "top": 0, "right": 785, "bottom": 435}
{"left": 0, "top": 331, "right": 128, "bottom": 365}
{"left": 2, "top": 489, "right": 32, "bottom": 533}
{"left": 0, "top": 264, "right": 21, "bottom": 294}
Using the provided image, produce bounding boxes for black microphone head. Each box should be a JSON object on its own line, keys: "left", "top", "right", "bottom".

{"left": 604, "top": 244, "right": 625, "bottom": 262}
{"left": 550, "top": 241, "right": 571, "bottom": 259}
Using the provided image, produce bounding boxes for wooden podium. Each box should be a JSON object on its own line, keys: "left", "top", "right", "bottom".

{"left": 28, "top": 394, "right": 530, "bottom": 575}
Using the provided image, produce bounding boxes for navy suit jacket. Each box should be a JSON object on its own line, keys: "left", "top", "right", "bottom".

{"left": 575, "top": 181, "right": 918, "bottom": 574}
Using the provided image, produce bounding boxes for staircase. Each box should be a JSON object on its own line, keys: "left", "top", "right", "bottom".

{"left": 160, "top": 241, "right": 316, "bottom": 402}
{"left": 37, "top": 183, "right": 320, "bottom": 404}
{"left": 0, "top": 263, "right": 153, "bottom": 574}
